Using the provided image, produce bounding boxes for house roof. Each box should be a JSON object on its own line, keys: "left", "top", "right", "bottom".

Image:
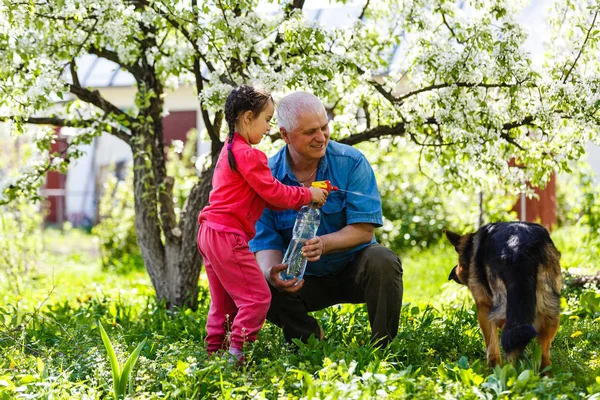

{"left": 75, "top": 55, "right": 136, "bottom": 88}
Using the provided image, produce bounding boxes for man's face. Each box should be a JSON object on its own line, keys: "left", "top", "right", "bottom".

{"left": 282, "top": 110, "right": 330, "bottom": 161}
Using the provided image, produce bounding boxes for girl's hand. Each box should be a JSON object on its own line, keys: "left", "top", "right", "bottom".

{"left": 301, "top": 236, "right": 325, "bottom": 261}
{"left": 309, "top": 187, "right": 328, "bottom": 207}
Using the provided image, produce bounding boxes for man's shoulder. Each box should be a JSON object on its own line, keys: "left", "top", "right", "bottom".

{"left": 326, "top": 140, "right": 366, "bottom": 161}
{"left": 267, "top": 146, "right": 286, "bottom": 170}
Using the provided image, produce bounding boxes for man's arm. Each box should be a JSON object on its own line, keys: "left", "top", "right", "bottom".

{"left": 256, "top": 249, "right": 305, "bottom": 293}
{"left": 256, "top": 249, "right": 283, "bottom": 278}
{"left": 301, "top": 223, "right": 374, "bottom": 262}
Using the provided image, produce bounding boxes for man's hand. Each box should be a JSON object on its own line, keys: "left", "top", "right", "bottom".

{"left": 301, "top": 236, "right": 325, "bottom": 261}
{"left": 268, "top": 264, "right": 304, "bottom": 293}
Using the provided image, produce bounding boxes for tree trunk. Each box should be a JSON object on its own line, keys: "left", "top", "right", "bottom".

{"left": 564, "top": 272, "right": 600, "bottom": 288}
{"left": 174, "top": 164, "right": 217, "bottom": 308}
{"left": 131, "top": 129, "right": 216, "bottom": 309}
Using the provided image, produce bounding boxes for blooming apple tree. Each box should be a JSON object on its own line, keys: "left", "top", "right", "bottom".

{"left": 0, "top": 0, "right": 598, "bottom": 307}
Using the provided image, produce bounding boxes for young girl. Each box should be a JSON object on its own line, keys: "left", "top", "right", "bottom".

{"left": 197, "top": 85, "right": 327, "bottom": 361}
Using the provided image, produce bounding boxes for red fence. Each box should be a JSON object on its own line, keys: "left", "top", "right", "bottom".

{"left": 512, "top": 173, "right": 557, "bottom": 231}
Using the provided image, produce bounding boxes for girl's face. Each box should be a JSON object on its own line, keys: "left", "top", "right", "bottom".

{"left": 245, "top": 100, "right": 274, "bottom": 145}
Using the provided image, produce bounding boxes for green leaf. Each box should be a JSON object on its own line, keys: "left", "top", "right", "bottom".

{"left": 36, "top": 357, "right": 45, "bottom": 379}
{"left": 517, "top": 369, "right": 532, "bottom": 383}
{"left": 117, "top": 338, "right": 147, "bottom": 396}
{"left": 98, "top": 321, "right": 121, "bottom": 399}
{"left": 17, "top": 375, "right": 36, "bottom": 384}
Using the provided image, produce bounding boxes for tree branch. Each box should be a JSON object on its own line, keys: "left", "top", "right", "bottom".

{"left": 338, "top": 114, "right": 538, "bottom": 149}
{"left": 440, "top": 10, "right": 464, "bottom": 44}
{"left": 339, "top": 122, "right": 407, "bottom": 146}
{"left": 393, "top": 81, "right": 519, "bottom": 104}
{"left": 57, "top": 18, "right": 99, "bottom": 80}
{"left": 562, "top": 9, "right": 599, "bottom": 83}
{"left": 70, "top": 58, "right": 81, "bottom": 88}
{"left": 0, "top": 115, "right": 132, "bottom": 144}
{"left": 1, "top": 136, "right": 76, "bottom": 205}
{"left": 197, "top": 76, "right": 220, "bottom": 146}
{"left": 353, "top": 65, "right": 398, "bottom": 103}
{"left": 68, "top": 84, "right": 133, "bottom": 125}
{"left": 268, "top": 0, "right": 306, "bottom": 70}
{"left": 500, "top": 115, "right": 535, "bottom": 131}
{"left": 369, "top": 78, "right": 399, "bottom": 104}
{"left": 362, "top": 68, "right": 518, "bottom": 106}
{"left": 87, "top": 46, "right": 144, "bottom": 78}
{"left": 358, "top": 0, "right": 370, "bottom": 20}
{"left": 153, "top": 3, "right": 235, "bottom": 86}
{"left": 155, "top": 0, "right": 224, "bottom": 160}
{"left": 217, "top": 0, "right": 232, "bottom": 30}
{"left": 290, "top": 0, "right": 305, "bottom": 12}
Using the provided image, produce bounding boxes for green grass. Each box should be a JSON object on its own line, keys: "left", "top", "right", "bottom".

{"left": 401, "top": 240, "right": 458, "bottom": 305}
{"left": 1, "top": 228, "right": 600, "bottom": 399}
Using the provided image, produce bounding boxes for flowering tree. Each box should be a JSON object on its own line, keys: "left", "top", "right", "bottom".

{"left": 0, "top": 0, "right": 598, "bottom": 308}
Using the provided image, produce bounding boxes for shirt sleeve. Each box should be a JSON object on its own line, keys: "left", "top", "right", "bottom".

{"left": 345, "top": 154, "right": 383, "bottom": 227}
{"left": 236, "top": 147, "right": 312, "bottom": 210}
{"left": 249, "top": 208, "right": 285, "bottom": 253}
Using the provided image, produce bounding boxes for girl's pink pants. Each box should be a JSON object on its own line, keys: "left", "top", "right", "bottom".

{"left": 197, "top": 223, "right": 271, "bottom": 352}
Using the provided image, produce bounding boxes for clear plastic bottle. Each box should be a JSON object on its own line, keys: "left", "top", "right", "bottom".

{"left": 280, "top": 205, "right": 321, "bottom": 281}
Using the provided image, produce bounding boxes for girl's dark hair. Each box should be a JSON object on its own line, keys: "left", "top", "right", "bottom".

{"left": 224, "top": 85, "right": 273, "bottom": 172}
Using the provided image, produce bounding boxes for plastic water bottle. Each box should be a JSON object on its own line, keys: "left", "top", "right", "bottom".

{"left": 280, "top": 205, "right": 321, "bottom": 281}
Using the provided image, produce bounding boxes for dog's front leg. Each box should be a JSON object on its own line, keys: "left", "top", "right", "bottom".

{"left": 476, "top": 302, "right": 502, "bottom": 367}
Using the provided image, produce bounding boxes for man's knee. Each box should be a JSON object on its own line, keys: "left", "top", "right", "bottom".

{"left": 361, "top": 244, "right": 403, "bottom": 279}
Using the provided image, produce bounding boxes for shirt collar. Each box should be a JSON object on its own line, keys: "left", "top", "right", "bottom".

{"left": 282, "top": 146, "right": 295, "bottom": 181}
{"left": 233, "top": 132, "right": 249, "bottom": 145}
{"left": 281, "top": 144, "right": 329, "bottom": 183}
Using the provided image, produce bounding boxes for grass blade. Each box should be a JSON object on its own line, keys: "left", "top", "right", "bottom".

{"left": 98, "top": 321, "right": 121, "bottom": 399}
{"left": 118, "top": 338, "right": 147, "bottom": 396}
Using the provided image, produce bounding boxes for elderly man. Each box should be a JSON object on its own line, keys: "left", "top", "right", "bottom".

{"left": 249, "top": 92, "right": 403, "bottom": 347}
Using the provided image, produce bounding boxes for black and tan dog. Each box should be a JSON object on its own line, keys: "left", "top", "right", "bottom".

{"left": 445, "top": 222, "right": 562, "bottom": 370}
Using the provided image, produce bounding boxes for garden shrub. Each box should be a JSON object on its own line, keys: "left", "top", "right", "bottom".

{"left": 366, "top": 139, "right": 516, "bottom": 252}
{"left": 557, "top": 164, "right": 600, "bottom": 239}
{"left": 92, "top": 171, "right": 143, "bottom": 274}
{"left": 0, "top": 198, "right": 43, "bottom": 292}
{"left": 91, "top": 132, "right": 199, "bottom": 274}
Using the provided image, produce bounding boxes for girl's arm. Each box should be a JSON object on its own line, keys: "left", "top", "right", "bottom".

{"left": 237, "top": 148, "right": 312, "bottom": 209}
{"left": 264, "top": 202, "right": 288, "bottom": 212}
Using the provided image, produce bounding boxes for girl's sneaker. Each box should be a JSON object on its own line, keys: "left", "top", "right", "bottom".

{"left": 228, "top": 347, "right": 245, "bottom": 365}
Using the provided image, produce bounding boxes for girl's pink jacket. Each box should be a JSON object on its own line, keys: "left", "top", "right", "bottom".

{"left": 198, "top": 133, "right": 312, "bottom": 241}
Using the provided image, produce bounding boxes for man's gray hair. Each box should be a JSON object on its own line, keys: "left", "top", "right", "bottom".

{"left": 277, "top": 92, "right": 326, "bottom": 132}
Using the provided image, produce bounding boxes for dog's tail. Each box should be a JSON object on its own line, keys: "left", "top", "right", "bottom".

{"left": 501, "top": 260, "right": 539, "bottom": 359}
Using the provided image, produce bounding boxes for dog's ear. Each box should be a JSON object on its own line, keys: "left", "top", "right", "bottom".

{"left": 448, "top": 265, "right": 459, "bottom": 283}
{"left": 445, "top": 230, "right": 462, "bottom": 251}
{"left": 448, "top": 265, "right": 456, "bottom": 281}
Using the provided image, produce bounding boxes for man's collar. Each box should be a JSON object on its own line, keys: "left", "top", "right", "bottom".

{"left": 282, "top": 146, "right": 295, "bottom": 181}
{"left": 282, "top": 145, "right": 328, "bottom": 182}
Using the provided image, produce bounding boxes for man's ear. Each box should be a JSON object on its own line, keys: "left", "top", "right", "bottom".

{"left": 280, "top": 127, "right": 290, "bottom": 144}
{"left": 445, "top": 230, "right": 462, "bottom": 251}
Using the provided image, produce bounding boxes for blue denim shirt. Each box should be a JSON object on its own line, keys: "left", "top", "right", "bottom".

{"left": 249, "top": 140, "right": 383, "bottom": 276}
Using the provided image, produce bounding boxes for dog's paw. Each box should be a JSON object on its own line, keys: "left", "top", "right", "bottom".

{"left": 487, "top": 353, "right": 503, "bottom": 367}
